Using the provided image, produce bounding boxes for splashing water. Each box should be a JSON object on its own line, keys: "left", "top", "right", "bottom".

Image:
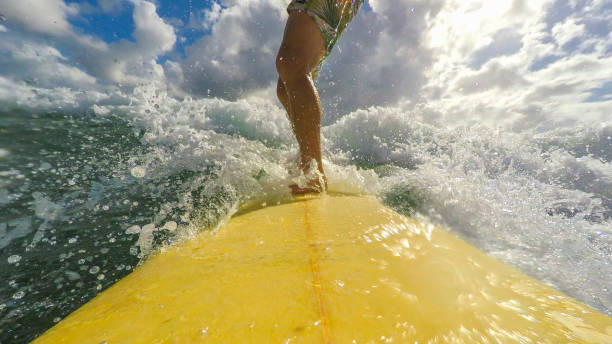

{"left": 0, "top": 86, "right": 610, "bottom": 342}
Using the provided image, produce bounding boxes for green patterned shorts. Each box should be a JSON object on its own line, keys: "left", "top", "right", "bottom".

{"left": 287, "top": 0, "right": 363, "bottom": 76}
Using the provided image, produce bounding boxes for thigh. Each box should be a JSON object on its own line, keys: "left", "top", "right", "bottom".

{"left": 277, "top": 10, "right": 326, "bottom": 75}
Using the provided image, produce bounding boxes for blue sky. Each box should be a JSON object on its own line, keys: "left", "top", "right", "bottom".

{"left": 64, "top": 0, "right": 219, "bottom": 57}
{"left": 0, "top": 0, "right": 610, "bottom": 129}
{"left": 66, "top": 0, "right": 136, "bottom": 43}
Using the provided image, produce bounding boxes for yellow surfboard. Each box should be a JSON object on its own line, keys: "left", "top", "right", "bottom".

{"left": 33, "top": 195, "right": 612, "bottom": 343}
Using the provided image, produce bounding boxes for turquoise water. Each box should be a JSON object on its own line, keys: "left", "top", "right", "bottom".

{"left": 1, "top": 89, "right": 611, "bottom": 342}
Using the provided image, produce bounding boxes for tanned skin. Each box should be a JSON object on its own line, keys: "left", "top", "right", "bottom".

{"left": 276, "top": 10, "right": 328, "bottom": 194}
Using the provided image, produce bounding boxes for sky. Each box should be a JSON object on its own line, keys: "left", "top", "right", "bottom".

{"left": 0, "top": 0, "right": 610, "bottom": 129}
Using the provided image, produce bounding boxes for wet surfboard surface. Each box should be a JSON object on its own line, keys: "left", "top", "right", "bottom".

{"left": 33, "top": 195, "right": 612, "bottom": 343}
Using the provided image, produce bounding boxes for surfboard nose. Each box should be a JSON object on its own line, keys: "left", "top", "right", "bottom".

{"left": 33, "top": 195, "right": 612, "bottom": 344}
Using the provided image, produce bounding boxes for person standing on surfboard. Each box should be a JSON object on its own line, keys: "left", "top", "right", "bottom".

{"left": 276, "top": 0, "right": 363, "bottom": 194}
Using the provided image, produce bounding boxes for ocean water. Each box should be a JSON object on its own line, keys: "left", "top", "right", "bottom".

{"left": 1, "top": 86, "right": 611, "bottom": 343}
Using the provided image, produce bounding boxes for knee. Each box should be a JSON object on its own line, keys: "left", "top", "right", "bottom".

{"left": 276, "top": 48, "right": 310, "bottom": 83}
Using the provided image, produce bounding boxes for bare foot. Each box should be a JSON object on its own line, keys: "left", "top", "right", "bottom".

{"left": 289, "top": 177, "right": 327, "bottom": 195}
{"left": 290, "top": 184, "right": 321, "bottom": 195}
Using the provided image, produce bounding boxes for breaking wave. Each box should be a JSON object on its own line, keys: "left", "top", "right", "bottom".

{"left": 1, "top": 85, "right": 610, "bottom": 342}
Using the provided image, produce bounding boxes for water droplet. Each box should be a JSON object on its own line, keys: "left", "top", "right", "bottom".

{"left": 65, "top": 271, "right": 81, "bottom": 281}
{"left": 89, "top": 266, "right": 100, "bottom": 274}
{"left": 53, "top": 317, "right": 61, "bottom": 323}
{"left": 13, "top": 290, "right": 25, "bottom": 300}
{"left": 97, "top": 274, "right": 105, "bottom": 280}
{"left": 162, "top": 221, "right": 177, "bottom": 231}
{"left": 130, "top": 166, "right": 146, "bottom": 178}
{"left": 126, "top": 225, "right": 141, "bottom": 234}
{"left": 7, "top": 255, "right": 21, "bottom": 264}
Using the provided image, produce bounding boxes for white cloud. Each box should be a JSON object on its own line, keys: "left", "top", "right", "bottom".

{"left": 0, "top": 0, "right": 78, "bottom": 36}
{"left": 0, "top": 0, "right": 176, "bottom": 89}
{"left": 0, "top": 0, "right": 179, "bottom": 113}
{"left": 418, "top": 0, "right": 612, "bottom": 129}
{"left": 0, "top": 76, "right": 126, "bottom": 112}
{"left": 163, "top": 60, "right": 186, "bottom": 98}
{"left": 130, "top": 0, "right": 176, "bottom": 56}
{"left": 552, "top": 18, "right": 585, "bottom": 46}
{"left": 0, "top": 0, "right": 610, "bottom": 132}
{"left": 98, "top": 0, "right": 123, "bottom": 14}
{"left": 0, "top": 33, "right": 97, "bottom": 89}
{"left": 72, "top": 0, "right": 176, "bottom": 85}
{"left": 180, "top": 0, "right": 287, "bottom": 98}
{"left": 175, "top": 0, "right": 445, "bottom": 122}
{"left": 202, "top": 2, "right": 223, "bottom": 30}
{"left": 314, "top": 0, "right": 445, "bottom": 119}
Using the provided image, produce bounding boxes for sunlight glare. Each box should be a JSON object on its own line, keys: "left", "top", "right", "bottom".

{"left": 428, "top": 0, "right": 514, "bottom": 48}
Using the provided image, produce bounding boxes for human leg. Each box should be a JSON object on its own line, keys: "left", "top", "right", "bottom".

{"left": 276, "top": 10, "right": 327, "bottom": 193}
{"left": 276, "top": 77, "right": 293, "bottom": 124}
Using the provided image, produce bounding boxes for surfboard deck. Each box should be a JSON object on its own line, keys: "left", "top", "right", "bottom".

{"left": 33, "top": 195, "right": 612, "bottom": 343}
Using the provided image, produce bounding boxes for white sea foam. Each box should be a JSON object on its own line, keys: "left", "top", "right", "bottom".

{"left": 0, "top": 217, "right": 32, "bottom": 250}
{"left": 7, "top": 255, "right": 21, "bottom": 264}
{"left": 136, "top": 223, "right": 158, "bottom": 257}
{"left": 32, "top": 192, "right": 63, "bottom": 221}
